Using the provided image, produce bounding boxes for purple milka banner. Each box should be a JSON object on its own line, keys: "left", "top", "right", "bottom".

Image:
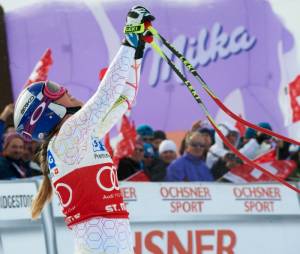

{"left": 4, "top": 0, "right": 295, "bottom": 133}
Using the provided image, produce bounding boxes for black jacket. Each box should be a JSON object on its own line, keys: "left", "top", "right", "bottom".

{"left": 117, "top": 157, "right": 142, "bottom": 180}
{"left": 145, "top": 159, "right": 169, "bottom": 181}
{"left": 0, "top": 156, "right": 41, "bottom": 180}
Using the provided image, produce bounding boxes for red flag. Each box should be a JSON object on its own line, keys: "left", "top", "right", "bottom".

{"left": 253, "top": 149, "right": 276, "bottom": 163}
{"left": 99, "top": 67, "right": 108, "bottom": 81}
{"left": 114, "top": 115, "right": 137, "bottom": 160}
{"left": 288, "top": 75, "right": 300, "bottom": 123}
{"left": 24, "top": 48, "right": 53, "bottom": 88}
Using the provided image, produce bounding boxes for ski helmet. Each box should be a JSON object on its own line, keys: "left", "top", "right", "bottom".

{"left": 14, "top": 81, "right": 67, "bottom": 141}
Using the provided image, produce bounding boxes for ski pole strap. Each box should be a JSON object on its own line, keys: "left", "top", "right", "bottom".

{"left": 148, "top": 25, "right": 300, "bottom": 146}
{"left": 149, "top": 39, "right": 300, "bottom": 194}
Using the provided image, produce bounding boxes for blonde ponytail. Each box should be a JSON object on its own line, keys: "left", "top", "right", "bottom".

{"left": 31, "top": 139, "right": 53, "bottom": 219}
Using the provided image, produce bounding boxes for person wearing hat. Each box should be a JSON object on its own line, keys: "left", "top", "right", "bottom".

{"left": 0, "top": 133, "right": 40, "bottom": 179}
{"left": 146, "top": 139, "right": 177, "bottom": 181}
{"left": 143, "top": 142, "right": 157, "bottom": 171}
{"left": 240, "top": 122, "right": 274, "bottom": 159}
{"left": 136, "top": 124, "right": 154, "bottom": 143}
{"left": 152, "top": 130, "right": 167, "bottom": 158}
{"left": 206, "top": 122, "right": 240, "bottom": 169}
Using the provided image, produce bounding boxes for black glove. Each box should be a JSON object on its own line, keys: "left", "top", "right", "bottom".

{"left": 123, "top": 6, "right": 155, "bottom": 59}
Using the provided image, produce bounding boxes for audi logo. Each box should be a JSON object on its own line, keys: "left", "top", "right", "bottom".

{"left": 96, "top": 165, "right": 119, "bottom": 192}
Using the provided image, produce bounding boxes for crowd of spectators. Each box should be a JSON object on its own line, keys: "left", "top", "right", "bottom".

{"left": 0, "top": 103, "right": 41, "bottom": 180}
{"left": 1, "top": 101, "right": 300, "bottom": 183}
{"left": 115, "top": 120, "right": 300, "bottom": 182}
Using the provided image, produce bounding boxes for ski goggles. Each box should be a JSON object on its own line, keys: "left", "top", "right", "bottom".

{"left": 43, "top": 80, "right": 66, "bottom": 100}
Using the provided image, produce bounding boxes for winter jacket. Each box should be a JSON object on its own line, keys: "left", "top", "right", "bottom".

{"left": 165, "top": 153, "right": 214, "bottom": 182}
{"left": 0, "top": 156, "right": 41, "bottom": 180}
{"left": 117, "top": 157, "right": 143, "bottom": 180}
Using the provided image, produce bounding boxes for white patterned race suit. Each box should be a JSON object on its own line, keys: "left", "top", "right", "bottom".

{"left": 47, "top": 46, "right": 140, "bottom": 254}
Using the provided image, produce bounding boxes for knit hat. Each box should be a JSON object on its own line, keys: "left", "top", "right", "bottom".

{"left": 3, "top": 132, "right": 24, "bottom": 150}
{"left": 258, "top": 122, "right": 272, "bottom": 131}
{"left": 153, "top": 130, "right": 167, "bottom": 140}
{"left": 245, "top": 127, "right": 256, "bottom": 139}
{"left": 136, "top": 124, "right": 154, "bottom": 137}
{"left": 159, "top": 140, "right": 177, "bottom": 154}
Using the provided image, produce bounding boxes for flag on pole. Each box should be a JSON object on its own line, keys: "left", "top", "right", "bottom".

{"left": 24, "top": 48, "right": 53, "bottom": 88}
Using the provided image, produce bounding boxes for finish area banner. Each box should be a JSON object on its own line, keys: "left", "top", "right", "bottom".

{"left": 1, "top": 180, "right": 300, "bottom": 254}
{"left": 131, "top": 222, "right": 300, "bottom": 254}
{"left": 50, "top": 182, "right": 300, "bottom": 220}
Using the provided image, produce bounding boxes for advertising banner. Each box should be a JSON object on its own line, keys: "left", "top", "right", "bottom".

{"left": 0, "top": 181, "right": 37, "bottom": 221}
{"left": 131, "top": 221, "right": 300, "bottom": 254}
{"left": 51, "top": 182, "right": 300, "bottom": 222}
{"left": 4, "top": 0, "right": 300, "bottom": 136}
{"left": 1, "top": 180, "right": 300, "bottom": 254}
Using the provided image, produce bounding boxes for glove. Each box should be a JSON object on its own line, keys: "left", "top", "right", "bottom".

{"left": 123, "top": 6, "right": 155, "bottom": 59}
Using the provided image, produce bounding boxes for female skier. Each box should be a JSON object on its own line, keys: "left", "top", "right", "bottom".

{"left": 13, "top": 6, "right": 154, "bottom": 254}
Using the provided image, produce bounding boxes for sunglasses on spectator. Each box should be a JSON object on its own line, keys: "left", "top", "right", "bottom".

{"left": 189, "top": 142, "right": 205, "bottom": 148}
{"left": 135, "top": 148, "right": 144, "bottom": 152}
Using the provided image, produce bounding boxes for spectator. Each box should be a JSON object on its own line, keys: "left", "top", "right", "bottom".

{"left": 23, "top": 141, "right": 41, "bottom": 172}
{"left": 179, "top": 120, "right": 214, "bottom": 156}
{"left": 206, "top": 123, "right": 239, "bottom": 168}
{"left": 239, "top": 122, "right": 273, "bottom": 160}
{"left": 198, "top": 127, "right": 214, "bottom": 159}
{"left": 118, "top": 140, "right": 144, "bottom": 180}
{"left": 0, "top": 133, "right": 41, "bottom": 179}
{"left": 136, "top": 124, "right": 154, "bottom": 143}
{"left": 152, "top": 130, "right": 167, "bottom": 158}
{"left": 0, "top": 103, "right": 14, "bottom": 153}
{"left": 165, "top": 131, "right": 214, "bottom": 181}
{"left": 143, "top": 142, "right": 157, "bottom": 170}
{"left": 276, "top": 140, "right": 290, "bottom": 160}
{"left": 211, "top": 153, "right": 243, "bottom": 180}
{"left": 146, "top": 139, "right": 177, "bottom": 181}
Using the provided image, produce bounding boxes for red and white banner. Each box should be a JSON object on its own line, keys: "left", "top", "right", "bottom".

{"left": 224, "top": 160, "right": 296, "bottom": 183}
{"left": 2, "top": 180, "right": 300, "bottom": 254}
{"left": 51, "top": 182, "right": 300, "bottom": 219}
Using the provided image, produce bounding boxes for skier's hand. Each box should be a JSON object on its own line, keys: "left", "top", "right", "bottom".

{"left": 126, "top": 5, "right": 155, "bottom": 27}
{"left": 123, "top": 6, "right": 155, "bottom": 54}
